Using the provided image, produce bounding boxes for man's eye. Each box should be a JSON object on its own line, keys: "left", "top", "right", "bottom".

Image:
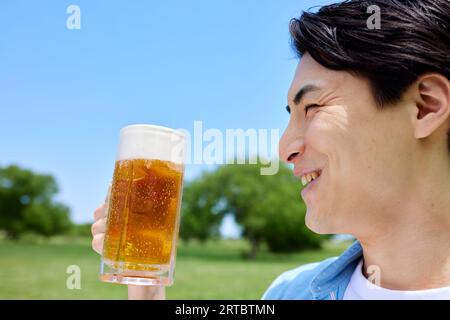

{"left": 304, "top": 104, "right": 320, "bottom": 116}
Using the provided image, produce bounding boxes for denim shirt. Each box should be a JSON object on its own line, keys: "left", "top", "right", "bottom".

{"left": 262, "top": 241, "right": 363, "bottom": 300}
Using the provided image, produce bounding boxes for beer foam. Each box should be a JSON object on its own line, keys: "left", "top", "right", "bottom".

{"left": 116, "top": 124, "right": 186, "bottom": 164}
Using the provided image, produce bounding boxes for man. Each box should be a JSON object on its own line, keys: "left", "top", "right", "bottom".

{"left": 263, "top": 0, "right": 450, "bottom": 299}
{"left": 91, "top": 0, "right": 450, "bottom": 299}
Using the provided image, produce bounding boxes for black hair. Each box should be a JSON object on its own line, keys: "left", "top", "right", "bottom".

{"left": 289, "top": 0, "right": 450, "bottom": 150}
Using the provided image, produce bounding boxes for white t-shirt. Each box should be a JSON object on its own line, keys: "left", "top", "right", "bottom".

{"left": 343, "top": 258, "right": 450, "bottom": 300}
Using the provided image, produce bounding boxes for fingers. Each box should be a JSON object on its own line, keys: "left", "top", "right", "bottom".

{"left": 91, "top": 217, "right": 106, "bottom": 236}
{"left": 91, "top": 185, "right": 111, "bottom": 255}
{"left": 91, "top": 233, "right": 104, "bottom": 255}
{"left": 91, "top": 212, "right": 106, "bottom": 256}
{"left": 93, "top": 203, "right": 106, "bottom": 221}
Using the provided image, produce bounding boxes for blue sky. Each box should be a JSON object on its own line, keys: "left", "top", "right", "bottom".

{"left": 0, "top": 0, "right": 332, "bottom": 234}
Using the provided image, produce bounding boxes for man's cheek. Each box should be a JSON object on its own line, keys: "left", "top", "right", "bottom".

{"left": 307, "top": 114, "right": 354, "bottom": 161}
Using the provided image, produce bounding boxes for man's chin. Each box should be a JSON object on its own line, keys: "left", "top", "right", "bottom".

{"left": 305, "top": 207, "right": 334, "bottom": 235}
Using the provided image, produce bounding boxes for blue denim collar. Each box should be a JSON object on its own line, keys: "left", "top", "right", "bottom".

{"left": 310, "top": 241, "right": 363, "bottom": 300}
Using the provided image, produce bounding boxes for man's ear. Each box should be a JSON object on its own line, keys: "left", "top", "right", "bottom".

{"left": 412, "top": 73, "right": 450, "bottom": 139}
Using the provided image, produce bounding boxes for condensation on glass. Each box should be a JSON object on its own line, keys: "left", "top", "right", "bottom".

{"left": 100, "top": 124, "right": 186, "bottom": 286}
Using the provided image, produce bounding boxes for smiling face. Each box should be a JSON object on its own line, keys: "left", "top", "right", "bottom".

{"left": 279, "top": 54, "right": 419, "bottom": 236}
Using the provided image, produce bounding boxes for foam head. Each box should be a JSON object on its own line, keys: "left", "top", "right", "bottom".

{"left": 116, "top": 124, "right": 186, "bottom": 164}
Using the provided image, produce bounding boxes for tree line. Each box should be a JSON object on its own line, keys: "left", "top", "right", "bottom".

{"left": 0, "top": 163, "right": 328, "bottom": 257}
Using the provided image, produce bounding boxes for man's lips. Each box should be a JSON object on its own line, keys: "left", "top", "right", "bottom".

{"left": 292, "top": 166, "right": 324, "bottom": 201}
{"left": 293, "top": 167, "right": 323, "bottom": 185}
{"left": 301, "top": 170, "right": 322, "bottom": 199}
{"left": 293, "top": 167, "right": 323, "bottom": 178}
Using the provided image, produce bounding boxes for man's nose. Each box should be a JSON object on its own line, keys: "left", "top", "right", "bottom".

{"left": 279, "top": 125, "right": 305, "bottom": 164}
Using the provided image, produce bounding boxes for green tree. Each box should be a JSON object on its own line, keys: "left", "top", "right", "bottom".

{"left": 180, "top": 171, "right": 225, "bottom": 242}
{"left": 0, "top": 165, "right": 73, "bottom": 238}
{"left": 180, "top": 160, "right": 326, "bottom": 258}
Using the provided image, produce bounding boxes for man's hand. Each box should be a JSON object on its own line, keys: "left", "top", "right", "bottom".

{"left": 91, "top": 202, "right": 107, "bottom": 255}
{"left": 90, "top": 187, "right": 166, "bottom": 300}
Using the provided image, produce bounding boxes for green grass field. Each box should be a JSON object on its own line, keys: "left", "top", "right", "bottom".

{"left": 0, "top": 238, "right": 350, "bottom": 299}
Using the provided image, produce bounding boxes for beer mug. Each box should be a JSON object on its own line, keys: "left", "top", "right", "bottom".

{"left": 100, "top": 124, "right": 186, "bottom": 286}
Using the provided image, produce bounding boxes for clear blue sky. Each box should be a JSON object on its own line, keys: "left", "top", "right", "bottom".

{"left": 0, "top": 0, "right": 332, "bottom": 232}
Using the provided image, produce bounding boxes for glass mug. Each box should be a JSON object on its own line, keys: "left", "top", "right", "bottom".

{"left": 100, "top": 124, "right": 186, "bottom": 286}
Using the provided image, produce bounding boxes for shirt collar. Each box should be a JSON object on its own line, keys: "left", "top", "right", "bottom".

{"left": 310, "top": 240, "right": 363, "bottom": 300}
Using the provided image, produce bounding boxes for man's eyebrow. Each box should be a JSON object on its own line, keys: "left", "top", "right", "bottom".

{"left": 293, "top": 84, "right": 320, "bottom": 106}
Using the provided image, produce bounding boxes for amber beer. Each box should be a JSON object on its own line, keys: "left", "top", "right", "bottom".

{"left": 100, "top": 124, "right": 186, "bottom": 286}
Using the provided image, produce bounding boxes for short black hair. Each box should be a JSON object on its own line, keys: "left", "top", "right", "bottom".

{"left": 289, "top": 0, "right": 450, "bottom": 150}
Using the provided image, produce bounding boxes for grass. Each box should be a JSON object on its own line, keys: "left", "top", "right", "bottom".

{"left": 0, "top": 238, "right": 351, "bottom": 299}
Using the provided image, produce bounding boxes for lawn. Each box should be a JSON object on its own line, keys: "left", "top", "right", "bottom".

{"left": 0, "top": 238, "right": 351, "bottom": 299}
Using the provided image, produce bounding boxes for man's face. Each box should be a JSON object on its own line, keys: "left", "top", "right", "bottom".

{"left": 279, "top": 53, "right": 416, "bottom": 236}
